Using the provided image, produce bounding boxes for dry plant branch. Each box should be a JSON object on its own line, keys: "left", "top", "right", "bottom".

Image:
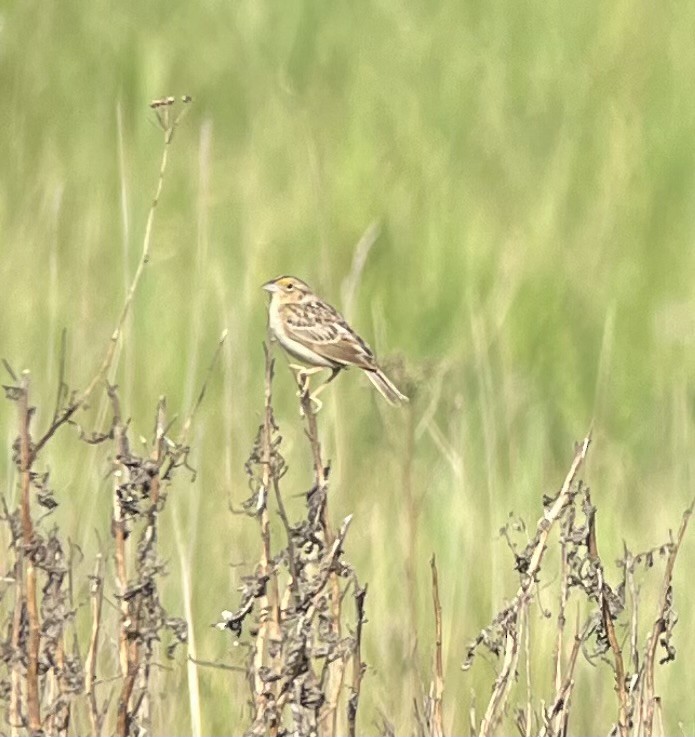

{"left": 638, "top": 497, "right": 694, "bottom": 737}
{"left": 85, "top": 554, "right": 106, "bottom": 736}
{"left": 347, "top": 582, "right": 367, "bottom": 737}
{"left": 540, "top": 616, "right": 592, "bottom": 737}
{"left": 429, "top": 555, "right": 445, "bottom": 737}
{"left": 586, "top": 490, "right": 629, "bottom": 736}
{"left": 546, "top": 507, "right": 576, "bottom": 737}
{"left": 110, "top": 388, "right": 137, "bottom": 737}
{"left": 28, "top": 96, "right": 191, "bottom": 465}
{"left": 9, "top": 532, "right": 24, "bottom": 735}
{"left": 1, "top": 97, "right": 192, "bottom": 737}
{"left": 297, "top": 379, "right": 331, "bottom": 539}
{"left": 465, "top": 435, "right": 591, "bottom": 737}
{"left": 296, "top": 379, "right": 345, "bottom": 737}
{"left": 479, "top": 614, "right": 524, "bottom": 737}
{"left": 462, "top": 432, "right": 695, "bottom": 737}
{"left": 553, "top": 506, "right": 573, "bottom": 701}
{"left": 251, "top": 346, "right": 282, "bottom": 733}
{"left": 18, "top": 373, "right": 42, "bottom": 736}
{"left": 107, "top": 387, "right": 188, "bottom": 736}
{"left": 218, "top": 345, "right": 366, "bottom": 737}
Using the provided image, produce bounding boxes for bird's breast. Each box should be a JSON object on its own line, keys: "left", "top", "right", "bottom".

{"left": 268, "top": 300, "right": 338, "bottom": 368}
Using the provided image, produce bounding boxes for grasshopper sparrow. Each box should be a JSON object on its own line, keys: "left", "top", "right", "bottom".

{"left": 262, "top": 276, "right": 408, "bottom": 406}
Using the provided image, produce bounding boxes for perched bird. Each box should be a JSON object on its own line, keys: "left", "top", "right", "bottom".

{"left": 262, "top": 275, "right": 408, "bottom": 406}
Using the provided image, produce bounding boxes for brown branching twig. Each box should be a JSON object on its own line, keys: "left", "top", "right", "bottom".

{"left": 111, "top": 387, "right": 137, "bottom": 737}
{"left": 466, "top": 435, "right": 591, "bottom": 737}
{"left": 541, "top": 506, "right": 589, "bottom": 735}
{"left": 296, "top": 373, "right": 346, "bottom": 737}
{"left": 1, "top": 98, "right": 193, "bottom": 737}
{"left": 251, "top": 345, "right": 282, "bottom": 734}
{"left": 479, "top": 616, "right": 523, "bottom": 737}
{"left": 553, "top": 505, "right": 573, "bottom": 706}
{"left": 586, "top": 489, "right": 629, "bottom": 736}
{"left": 28, "top": 97, "right": 191, "bottom": 467}
{"left": 637, "top": 497, "right": 695, "bottom": 737}
{"left": 462, "top": 430, "right": 695, "bottom": 737}
{"left": 540, "top": 616, "right": 592, "bottom": 737}
{"left": 107, "top": 386, "right": 188, "bottom": 736}
{"left": 218, "top": 346, "right": 366, "bottom": 737}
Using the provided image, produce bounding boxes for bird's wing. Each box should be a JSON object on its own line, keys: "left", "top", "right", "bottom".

{"left": 283, "top": 301, "right": 377, "bottom": 369}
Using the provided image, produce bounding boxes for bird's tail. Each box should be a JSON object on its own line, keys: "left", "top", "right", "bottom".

{"left": 366, "top": 368, "right": 409, "bottom": 405}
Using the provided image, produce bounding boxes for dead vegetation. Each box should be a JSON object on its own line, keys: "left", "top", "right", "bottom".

{"left": 462, "top": 436, "right": 694, "bottom": 737}
{"left": 215, "top": 346, "right": 367, "bottom": 736}
{"left": 1, "top": 99, "right": 693, "bottom": 737}
{"left": 0, "top": 97, "right": 195, "bottom": 736}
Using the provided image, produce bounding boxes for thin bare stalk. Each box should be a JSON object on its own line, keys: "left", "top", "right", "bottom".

{"left": 52, "top": 636, "right": 70, "bottom": 736}
{"left": 430, "top": 555, "right": 445, "bottom": 737}
{"left": 474, "top": 435, "right": 591, "bottom": 737}
{"left": 174, "top": 517, "right": 202, "bottom": 737}
{"left": 9, "top": 550, "right": 23, "bottom": 737}
{"left": 540, "top": 617, "right": 592, "bottom": 737}
{"left": 553, "top": 506, "right": 573, "bottom": 698}
{"left": 341, "top": 221, "right": 380, "bottom": 322}
{"left": 18, "top": 373, "right": 42, "bottom": 735}
{"left": 252, "top": 347, "right": 281, "bottom": 735}
{"left": 30, "top": 98, "right": 190, "bottom": 465}
{"left": 109, "top": 386, "right": 140, "bottom": 737}
{"left": 639, "top": 497, "right": 695, "bottom": 737}
{"left": 586, "top": 490, "right": 628, "bottom": 736}
{"left": 133, "top": 397, "right": 167, "bottom": 734}
{"left": 85, "top": 554, "right": 105, "bottom": 736}
{"left": 479, "top": 617, "right": 523, "bottom": 736}
{"left": 347, "top": 583, "right": 367, "bottom": 737}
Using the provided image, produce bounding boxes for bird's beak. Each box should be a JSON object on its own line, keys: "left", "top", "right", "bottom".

{"left": 262, "top": 280, "right": 279, "bottom": 293}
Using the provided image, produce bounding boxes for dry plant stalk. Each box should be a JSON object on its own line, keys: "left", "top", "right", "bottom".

{"left": 217, "top": 346, "right": 367, "bottom": 736}
{"left": 463, "top": 433, "right": 694, "bottom": 737}
{"left": 24, "top": 97, "right": 191, "bottom": 471}
{"left": 635, "top": 497, "right": 694, "bottom": 737}
{"left": 85, "top": 554, "right": 106, "bottom": 736}
{"left": 0, "top": 97, "right": 192, "bottom": 737}
{"left": 465, "top": 436, "right": 591, "bottom": 737}
{"left": 106, "top": 389, "right": 189, "bottom": 736}
{"left": 251, "top": 349, "right": 282, "bottom": 734}
{"left": 586, "top": 490, "right": 628, "bottom": 735}
{"left": 297, "top": 376, "right": 347, "bottom": 737}
{"left": 428, "top": 555, "right": 445, "bottom": 737}
{"left": 347, "top": 584, "right": 367, "bottom": 737}
{"left": 539, "top": 617, "right": 591, "bottom": 737}
{"left": 19, "top": 374, "right": 42, "bottom": 735}
{"left": 3, "top": 372, "right": 84, "bottom": 736}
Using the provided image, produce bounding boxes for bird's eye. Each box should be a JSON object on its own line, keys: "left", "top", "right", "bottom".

{"left": 286, "top": 283, "right": 293, "bottom": 290}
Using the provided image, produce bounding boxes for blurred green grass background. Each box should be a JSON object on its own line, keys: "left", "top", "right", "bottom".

{"left": 2, "top": 0, "right": 695, "bottom": 733}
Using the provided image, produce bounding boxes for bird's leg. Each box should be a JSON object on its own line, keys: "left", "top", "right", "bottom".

{"left": 289, "top": 364, "right": 325, "bottom": 415}
{"left": 290, "top": 364, "right": 324, "bottom": 395}
{"left": 302, "top": 367, "right": 342, "bottom": 414}
{"left": 289, "top": 365, "right": 341, "bottom": 415}
{"left": 309, "top": 366, "right": 342, "bottom": 402}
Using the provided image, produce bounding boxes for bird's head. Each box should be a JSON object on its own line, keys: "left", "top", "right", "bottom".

{"left": 262, "top": 276, "right": 313, "bottom": 304}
